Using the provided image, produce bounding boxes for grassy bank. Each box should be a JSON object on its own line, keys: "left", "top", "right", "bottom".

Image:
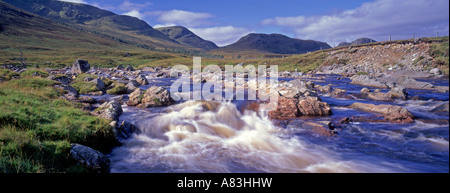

{"left": 0, "top": 73, "right": 117, "bottom": 173}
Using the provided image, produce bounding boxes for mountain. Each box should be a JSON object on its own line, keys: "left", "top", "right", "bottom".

{"left": 3, "top": 0, "right": 183, "bottom": 49}
{"left": 338, "top": 38, "right": 377, "bottom": 47}
{"left": 0, "top": 1, "right": 176, "bottom": 66}
{"left": 217, "top": 33, "right": 331, "bottom": 54}
{"left": 155, "top": 26, "right": 218, "bottom": 51}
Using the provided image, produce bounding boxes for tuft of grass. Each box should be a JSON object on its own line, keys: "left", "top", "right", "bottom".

{"left": 107, "top": 84, "right": 127, "bottom": 95}
{"left": 20, "top": 69, "right": 49, "bottom": 78}
{"left": 0, "top": 69, "right": 20, "bottom": 81}
{"left": 0, "top": 77, "right": 118, "bottom": 173}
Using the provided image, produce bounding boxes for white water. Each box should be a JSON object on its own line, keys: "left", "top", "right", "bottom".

{"left": 110, "top": 100, "right": 402, "bottom": 173}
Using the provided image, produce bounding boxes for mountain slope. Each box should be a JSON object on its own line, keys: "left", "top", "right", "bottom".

{"left": 338, "top": 38, "right": 377, "bottom": 47}
{"left": 0, "top": 1, "right": 175, "bottom": 66}
{"left": 217, "top": 33, "right": 331, "bottom": 54}
{"left": 3, "top": 0, "right": 183, "bottom": 49}
{"left": 156, "top": 26, "right": 218, "bottom": 51}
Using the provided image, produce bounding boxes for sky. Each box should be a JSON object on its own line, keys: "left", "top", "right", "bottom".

{"left": 60, "top": 0, "right": 449, "bottom": 47}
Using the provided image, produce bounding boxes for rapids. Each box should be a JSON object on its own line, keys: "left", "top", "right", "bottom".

{"left": 108, "top": 74, "right": 449, "bottom": 173}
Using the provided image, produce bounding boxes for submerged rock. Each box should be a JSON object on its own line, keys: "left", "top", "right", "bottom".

{"left": 348, "top": 102, "right": 414, "bottom": 123}
{"left": 70, "top": 143, "right": 110, "bottom": 173}
{"left": 431, "top": 102, "right": 449, "bottom": 113}
{"left": 115, "top": 121, "right": 140, "bottom": 140}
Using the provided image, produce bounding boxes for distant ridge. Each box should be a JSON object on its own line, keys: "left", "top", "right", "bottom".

{"left": 217, "top": 33, "right": 331, "bottom": 54}
{"left": 156, "top": 26, "right": 219, "bottom": 51}
{"left": 338, "top": 38, "right": 377, "bottom": 47}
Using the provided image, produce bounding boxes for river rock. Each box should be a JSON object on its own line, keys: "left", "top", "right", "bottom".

{"left": 431, "top": 102, "right": 449, "bottom": 113}
{"left": 268, "top": 96, "right": 299, "bottom": 119}
{"left": 90, "top": 78, "right": 105, "bottom": 91}
{"left": 92, "top": 101, "right": 123, "bottom": 121}
{"left": 141, "top": 86, "right": 175, "bottom": 107}
{"left": 136, "top": 74, "right": 149, "bottom": 85}
{"left": 350, "top": 75, "right": 389, "bottom": 89}
{"left": 297, "top": 97, "right": 332, "bottom": 116}
{"left": 330, "top": 88, "right": 347, "bottom": 98}
{"left": 116, "top": 121, "right": 140, "bottom": 140}
{"left": 126, "top": 88, "right": 144, "bottom": 106}
{"left": 399, "top": 77, "right": 434, "bottom": 90}
{"left": 70, "top": 143, "right": 110, "bottom": 173}
{"left": 315, "top": 85, "right": 332, "bottom": 93}
{"left": 430, "top": 68, "right": 442, "bottom": 75}
{"left": 348, "top": 102, "right": 414, "bottom": 123}
{"left": 72, "top": 60, "right": 90, "bottom": 74}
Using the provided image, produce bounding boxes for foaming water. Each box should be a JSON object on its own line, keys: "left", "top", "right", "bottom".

{"left": 110, "top": 100, "right": 400, "bottom": 173}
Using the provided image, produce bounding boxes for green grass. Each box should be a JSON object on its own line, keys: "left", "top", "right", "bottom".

{"left": 0, "top": 69, "right": 20, "bottom": 81}
{"left": 20, "top": 68, "right": 49, "bottom": 78}
{"left": 0, "top": 77, "right": 118, "bottom": 173}
{"left": 107, "top": 84, "right": 127, "bottom": 95}
{"left": 429, "top": 37, "right": 449, "bottom": 75}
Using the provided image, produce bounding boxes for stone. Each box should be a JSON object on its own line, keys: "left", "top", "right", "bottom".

{"left": 350, "top": 75, "right": 389, "bottom": 89}
{"left": 78, "top": 96, "right": 96, "bottom": 104}
{"left": 126, "top": 88, "right": 145, "bottom": 106}
{"left": 330, "top": 88, "right": 347, "bottom": 98}
{"left": 124, "top": 65, "right": 134, "bottom": 71}
{"left": 141, "top": 86, "right": 175, "bottom": 107}
{"left": 315, "top": 85, "right": 332, "bottom": 93}
{"left": 90, "top": 78, "right": 105, "bottom": 91}
{"left": 430, "top": 68, "right": 442, "bottom": 75}
{"left": 348, "top": 102, "right": 414, "bottom": 123}
{"left": 72, "top": 60, "right": 90, "bottom": 74}
{"left": 126, "top": 80, "right": 141, "bottom": 92}
{"left": 297, "top": 97, "right": 332, "bottom": 116}
{"left": 116, "top": 121, "right": 140, "bottom": 140}
{"left": 116, "top": 65, "right": 124, "bottom": 70}
{"left": 431, "top": 102, "right": 449, "bottom": 113}
{"left": 47, "top": 75, "right": 70, "bottom": 84}
{"left": 399, "top": 77, "right": 434, "bottom": 90}
{"left": 92, "top": 101, "right": 123, "bottom": 121}
{"left": 136, "top": 74, "right": 149, "bottom": 85}
{"left": 361, "top": 87, "right": 370, "bottom": 93}
{"left": 268, "top": 96, "right": 299, "bottom": 119}
{"left": 70, "top": 143, "right": 110, "bottom": 173}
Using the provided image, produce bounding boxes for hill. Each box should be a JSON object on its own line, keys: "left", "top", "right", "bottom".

{"left": 216, "top": 33, "right": 331, "bottom": 55}
{"left": 3, "top": 0, "right": 183, "bottom": 49}
{"left": 338, "top": 38, "right": 377, "bottom": 47}
{"left": 156, "top": 26, "right": 218, "bottom": 51}
{"left": 0, "top": 1, "right": 175, "bottom": 67}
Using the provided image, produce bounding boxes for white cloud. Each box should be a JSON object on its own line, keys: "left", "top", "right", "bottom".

{"left": 189, "top": 26, "right": 254, "bottom": 47}
{"left": 58, "top": 0, "right": 87, "bottom": 4}
{"left": 261, "top": 0, "right": 449, "bottom": 44}
{"left": 153, "top": 23, "right": 178, "bottom": 28}
{"left": 119, "top": 0, "right": 153, "bottom": 11}
{"left": 157, "top": 10, "right": 214, "bottom": 27}
{"left": 123, "top": 10, "right": 143, "bottom": 19}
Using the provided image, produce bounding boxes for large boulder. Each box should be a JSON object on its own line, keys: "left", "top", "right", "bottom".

{"left": 92, "top": 101, "right": 123, "bottom": 121}
{"left": 268, "top": 96, "right": 299, "bottom": 119}
{"left": 141, "top": 86, "right": 175, "bottom": 107}
{"left": 126, "top": 88, "right": 145, "bottom": 106}
{"left": 297, "top": 97, "right": 332, "bottom": 116}
{"left": 72, "top": 60, "right": 90, "bottom": 74}
{"left": 70, "top": 143, "right": 110, "bottom": 173}
{"left": 350, "top": 75, "right": 389, "bottom": 89}
{"left": 115, "top": 121, "right": 140, "bottom": 140}
{"left": 348, "top": 102, "right": 414, "bottom": 123}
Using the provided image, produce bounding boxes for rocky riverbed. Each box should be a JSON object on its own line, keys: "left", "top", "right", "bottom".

{"left": 4, "top": 59, "right": 448, "bottom": 173}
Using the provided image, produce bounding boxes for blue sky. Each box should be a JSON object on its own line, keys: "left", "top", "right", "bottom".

{"left": 62, "top": 0, "right": 449, "bottom": 47}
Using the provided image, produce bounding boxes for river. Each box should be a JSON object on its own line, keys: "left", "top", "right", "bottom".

{"left": 105, "top": 74, "right": 449, "bottom": 173}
